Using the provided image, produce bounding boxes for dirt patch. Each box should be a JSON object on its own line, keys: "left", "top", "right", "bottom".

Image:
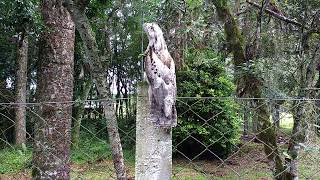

{"left": 173, "top": 139, "right": 274, "bottom": 179}
{"left": 0, "top": 171, "right": 30, "bottom": 180}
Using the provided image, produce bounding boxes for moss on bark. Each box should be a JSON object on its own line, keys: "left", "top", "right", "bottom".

{"left": 211, "top": 1, "right": 289, "bottom": 179}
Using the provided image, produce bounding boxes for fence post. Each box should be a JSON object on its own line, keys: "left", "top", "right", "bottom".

{"left": 135, "top": 82, "right": 172, "bottom": 180}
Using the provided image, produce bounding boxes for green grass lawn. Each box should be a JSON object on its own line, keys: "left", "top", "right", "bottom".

{"left": 2, "top": 141, "right": 318, "bottom": 179}
{"left": 1, "top": 114, "right": 319, "bottom": 179}
{"left": 0, "top": 134, "right": 136, "bottom": 179}
{"left": 0, "top": 146, "right": 32, "bottom": 174}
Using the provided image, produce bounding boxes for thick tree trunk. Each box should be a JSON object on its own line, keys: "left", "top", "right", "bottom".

{"left": 211, "top": 1, "right": 288, "bottom": 178}
{"left": 15, "top": 33, "right": 28, "bottom": 146}
{"left": 65, "top": 1, "right": 127, "bottom": 179}
{"left": 32, "top": 1, "right": 75, "bottom": 179}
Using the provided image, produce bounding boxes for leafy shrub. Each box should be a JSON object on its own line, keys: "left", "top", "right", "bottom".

{"left": 173, "top": 49, "right": 241, "bottom": 159}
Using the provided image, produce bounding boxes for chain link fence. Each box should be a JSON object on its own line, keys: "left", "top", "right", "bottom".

{"left": 0, "top": 97, "right": 319, "bottom": 179}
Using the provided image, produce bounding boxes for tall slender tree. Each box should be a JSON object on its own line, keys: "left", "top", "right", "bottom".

{"left": 287, "top": 7, "right": 320, "bottom": 177}
{"left": 14, "top": 31, "right": 28, "bottom": 147}
{"left": 65, "top": 0, "right": 128, "bottom": 179}
{"left": 211, "top": 0, "right": 288, "bottom": 179}
{"left": 11, "top": 0, "right": 33, "bottom": 147}
{"left": 32, "top": 0, "right": 75, "bottom": 179}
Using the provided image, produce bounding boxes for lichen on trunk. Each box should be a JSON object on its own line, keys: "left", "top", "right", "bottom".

{"left": 285, "top": 33, "right": 320, "bottom": 179}
{"left": 32, "top": 1, "right": 75, "bottom": 179}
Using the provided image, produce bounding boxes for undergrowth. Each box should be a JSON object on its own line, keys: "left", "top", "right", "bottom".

{"left": 0, "top": 133, "right": 135, "bottom": 174}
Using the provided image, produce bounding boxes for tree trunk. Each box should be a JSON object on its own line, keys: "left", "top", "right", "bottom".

{"left": 234, "top": 0, "right": 241, "bottom": 14}
{"left": 32, "top": 1, "right": 75, "bottom": 179}
{"left": 15, "top": 32, "right": 28, "bottom": 146}
{"left": 316, "top": 71, "right": 320, "bottom": 135}
{"left": 251, "top": 102, "right": 258, "bottom": 133}
{"left": 65, "top": 1, "right": 127, "bottom": 179}
{"left": 287, "top": 99, "right": 307, "bottom": 179}
{"left": 286, "top": 36, "right": 319, "bottom": 179}
{"left": 272, "top": 102, "right": 280, "bottom": 128}
{"left": 211, "top": 1, "right": 288, "bottom": 178}
{"left": 243, "top": 104, "right": 249, "bottom": 136}
{"left": 72, "top": 78, "right": 92, "bottom": 148}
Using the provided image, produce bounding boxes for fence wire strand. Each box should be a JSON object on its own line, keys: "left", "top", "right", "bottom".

{"left": 0, "top": 97, "right": 319, "bottom": 179}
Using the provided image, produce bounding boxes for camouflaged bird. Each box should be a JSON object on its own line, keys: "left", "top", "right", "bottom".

{"left": 143, "top": 22, "right": 177, "bottom": 128}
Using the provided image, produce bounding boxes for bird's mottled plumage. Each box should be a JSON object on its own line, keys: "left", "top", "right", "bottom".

{"left": 143, "top": 22, "right": 177, "bottom": 128}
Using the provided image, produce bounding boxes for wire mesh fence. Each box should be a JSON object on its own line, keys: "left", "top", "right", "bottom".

{"left": 0, "top": 96, "right": 320, "bottom": 179}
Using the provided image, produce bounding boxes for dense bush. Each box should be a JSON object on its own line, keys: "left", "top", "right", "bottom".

{"left": 173, "top": 49, "right": 241, "bottom": 159}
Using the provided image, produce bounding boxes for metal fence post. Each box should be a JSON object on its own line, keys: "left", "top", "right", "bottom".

{"left": 135, "top": 82, "right": 172, "bottom": 180}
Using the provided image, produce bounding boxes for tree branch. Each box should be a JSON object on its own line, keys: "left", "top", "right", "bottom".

{"left": 246, "top": 0, "right": 303, "bottom": 28}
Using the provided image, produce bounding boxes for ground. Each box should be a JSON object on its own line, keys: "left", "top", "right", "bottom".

{"left": 1, "top": 113, "right": 320, "bottom": 179}
{"left": 1, "top": 138, "right": 319, "bottom": 180}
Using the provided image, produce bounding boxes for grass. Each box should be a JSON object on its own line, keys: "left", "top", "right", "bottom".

{"left": 279, "top": 112, "right": 294, "bottom": 134}
{"left": 0, "top": 146, "right": 32, "bottom": 174}
{"left": 0, "top": 134, "right": 136, "bottom": 179}
{"left": 1, "top": 114, "right": 320, "bottom": 179}
{"left": 70, "top": 135, "right": 113, "bottom": 165}
{"left": 1, "top": 140, "right": 319, "bottom": 179}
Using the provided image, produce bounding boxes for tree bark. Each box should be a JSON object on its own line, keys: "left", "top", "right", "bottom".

{"left": 32, "top": 1, "right": 75, "bottom": 179}
{"left": 211, "top": 1, "right": 288, "bottom": 178}
{"left": 251, "top": 103, "right": 258, "bottom": 133}
{"left": 243, "top": 105, "right": 249, "bottom": 136}
{"left": 316, "top": 71, "right": 320, "bottom": 135}
{"left": 234, "top": 0, "right": 241, "bottom": 14}
{"left": 286, "top": 38, "right": 320, "bottom": 179}
{"left": 272, "top": 102, "right": 280, "bottom": 128}
{"left": 72, "top": 77, "right": 92, "bottom": 148}
{"left": 14, "top": 32, "right": 28, "bottom": 146}
{"left": 65, "top": 1, "right": 128, "bottom": 179}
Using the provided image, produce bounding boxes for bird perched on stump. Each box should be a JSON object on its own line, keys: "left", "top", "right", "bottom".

{"left": 143, "top": 22, "right": 177, "bottom": 128}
